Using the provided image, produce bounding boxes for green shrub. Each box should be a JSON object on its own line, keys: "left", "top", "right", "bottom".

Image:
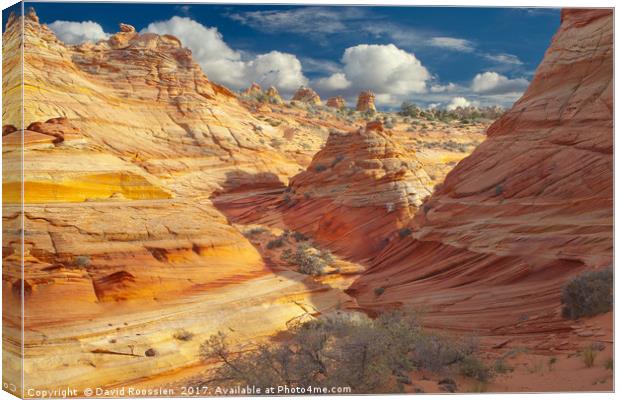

{"left": 200, "top": 311, "right": 421, "bottom": 393}
{"left": 374, "top": 287, "right": 385, "bottom": 296}
{"left": 460, "top": 356, "right": 492, "bottom": 382}
{"left": 266, "top": 237, "right": 286, "bottom": 249}
{"left": 314, "top": 164, "right": 328, "bottom": 172}
{"left": 74, "top": 255, "right": 90, "bottom": 267}
{"left": 493, "top": 357, "right": 513, "bottom": 374}
{"left": 245, "top": 227, "right": 268, "bottom": 236}
{"left": 281, "top": 242, "right": 332, "bottom": 276}
{"left": 291, "top": 231, "right": 308, "bottom": 242}
{"left": 173, "top": 329, "right": 194, "bottom": 341}
{"left": 398, "top": 227, "right": 413, "bottom": 238}
{"left": 605, "top": 358, "right": 613, "bottom": 370}
{"left": 561, "top": 267, "right": 612, "bottom": 319}
{"left": 582, "top": 345, "right": 598, "bottom": 368}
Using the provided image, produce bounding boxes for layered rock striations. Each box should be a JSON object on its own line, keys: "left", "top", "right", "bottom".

{"left": 265, "top": 86, "right": 283, "bottom": 104}
{"left": 291, "top": 86, "right": 322, "bottom": 106}
{"left": 2, "top": 9, "right": 348, "bottom": 393}
{"left": 356, "top": 90, "right": 376, "bottom": 112}
{"left": 281, "top": 121, "right": 433, "bottom": 260}
{"left": 349, "top": 9, "right": 613, "bottom": 338}
{"left": 326, "top": 96, "right": 346, "bottom": 109}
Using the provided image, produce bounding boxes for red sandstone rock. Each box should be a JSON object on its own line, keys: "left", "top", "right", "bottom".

{"left": 280, "top": 123, "right": 432, "bottom": 260}
{"left": 242, "top": 82, "right": 262, "bottom": 96}
{"left": 349, "top": 9, "right": 613, "bottom": 336}
{"left": 326, "top": 96, "right": 346, "bottom": 109}
{"left": 291, "top": 86, "right": 321, "bottom": 105}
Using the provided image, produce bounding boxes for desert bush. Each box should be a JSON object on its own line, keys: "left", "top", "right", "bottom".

{"left": 245, "top": 227, "right": 268, "bottom": 236}
{"left": 173, "top": 329, "right": 194, "bottom": 341}
{"left": 582, "top": 345, "right": 598, "bottom": 368}
{"left": 493, "top": 357, "right": 513, "bottom": 374}
{"left": 398, "top": 227, "right": 413, "bottom": 238}
{"left": 548, "top": 356, "right": 557, "bottom": 371}
{"left": 561, "top": 267, "right": 613, "bottom": 319}
{"left": 199, "top": 311, "right": 420, "bottom": 393}
{"left": 314, "top": 164, "right": 328, "bottom": 172}
{"left": 291, "top": 231, "right": 308, "bottom": 242}
{"left": 460, "top": 356, "right": 492, "bottom": 382}
{"left": 412, "top": 332, "right": 477, "bottom": 373}
{"left": 266, "top": 236, "right": 286, "bottom": 249}
{"left": 374, "top": 287, "right": 385, "bottom": 296}
{"left": 74, "top": 255, "right": 91, "bottom": 268}
{"left": 605, "top": 358, "right": 613, "bottom": 370}
{"left": 281, "top": 242, "right": 332, "bottom": 276}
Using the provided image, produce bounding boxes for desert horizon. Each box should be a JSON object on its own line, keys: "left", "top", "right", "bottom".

{"left": 1, "top": 2, "right": 614, "bottom": 397}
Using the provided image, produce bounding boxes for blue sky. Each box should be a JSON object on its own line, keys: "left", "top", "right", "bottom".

{"left": 6, "top": 3, "right": 561, "bottom": 109}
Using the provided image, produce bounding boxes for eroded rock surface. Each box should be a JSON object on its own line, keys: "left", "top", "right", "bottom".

{"left": 356, "top": 90, "right": 376, "bottom": 112}
{"left": 291, "top": 86, "right": 322, "bottom": 105}
{"left": 2, "top": 10, "right": 349, "bottom": 393}
{"left": 350, "top": 9, "right": 613, "bottom": 343}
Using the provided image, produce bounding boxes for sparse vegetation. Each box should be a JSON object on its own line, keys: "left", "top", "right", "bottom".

{"left": 266, "top": 235, "right": 286, "bottom": 249}
{"left": 245, "top": 227, "right": 268, "bottom": 236}
{"left": 459, "top": 356, "right": 492, "bottom": 382}
{"left": 548, "top": 356, "right": 557, "bottom": 371}
{"left": 561, "top": 267, "right": 612, "bottom": 320}
{"left": 374, "top": 287, "right": 385, "bottom": 297}
{"left": 582, "top": 345, "right": 598, "bottom": 368}
{"left": 199, "top": 310, "right": 487, "bottom": 393}
{"left": 74, "top": 255, "right": 90, "bottom": 268}
{"left": 314, "top": 164, "right": 328, "bottom": 172}
{"left": 281, "top": 242, "right": 332, "bottom": 276}
{"left": 605, "top": 358, "right": 613, "bottom": 370}
{"left": 398, "top": 227, "right": 413, "bottom": 238}
{"left": 173, "top": 329, "right": 194, "bottom": 342}
{"left": 493, "top": 357, "right": 513, "bottom": 374}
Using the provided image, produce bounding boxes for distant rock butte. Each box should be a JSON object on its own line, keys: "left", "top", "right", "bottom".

{"left": 242, "top": 82, "right": 262, "bottom": 96}
{"left": 265, "top": 86, "right": 283, "bottom": 104}
{"left": 281, "top": 120, "right": 433, "bottom": 260}
{"left": 326, "top": 96, "right": 346, "bottom": 109}
{"left": 356, "top": 90, "right": 376, "bottom": 112}
{"left": 349, "top": 9, "right": 613, "bottom": 337}
{"left": 292, "top": 86, "right": 322, "bottom": 105}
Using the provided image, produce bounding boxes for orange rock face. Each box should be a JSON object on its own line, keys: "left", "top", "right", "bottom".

{"left": 349, "top": 9, "right": 613, "bottom": 341}
{"left": 291, "top": 86, "right": 321, "bottom": 105}
{"left": 326, "top": 96, "right": 346, "bottom": 109}
{"left": 279, "top": 121, "right": 432, "bottom": 260}
{"left": 356, "top": 90, "right": 376, "bottom": 112}
{"left": 2, "top": 10, "right": 347, "bottom": 393}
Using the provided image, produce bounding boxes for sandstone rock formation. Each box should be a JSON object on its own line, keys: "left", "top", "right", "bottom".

{"left": 265, "top": 86, "right": 283, "bottom": 104}
{"left": 242, "top": 82, "right": 262, "bottom": 97}
{"left": 356, "top": 90, "right": 376, "bottom": 112}
{"left": 349, "top": 9, "right": 613, "bottom": 341}
{"left": 2, "top": 10, "right": 348, "bottom": 393}
{"left": 280, "top": 120, "right": 433, "bottom": 260}
{"left": 292, "top": 86, "right": 321, "bottom": 106}
{"left": 326, "top": 96, "right": 346, "bottom": 109}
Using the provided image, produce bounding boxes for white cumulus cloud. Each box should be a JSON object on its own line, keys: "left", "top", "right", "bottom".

{"left": 428, "top": 37, "right": 475, "bottom": 52}
{"left": 48, "top": 20, "right": 110, "bottom": 44}
{"left": 314, "top": 72, "right": 351, "bottom": 91}
{"left": 430, "top": 82, "right": 457, "bottom": 93}
{"left": 446, "top": 96, "right": 473, "bottom": 110}
{"left": 484, "top": 53, "right": 523, "bottom": 65}
{"left": 341, "top": 44, "right": 430, "bottom": 95}
{"left": 471, "top": 71, "right": 529, "bottom": 95}
{"left": 142, "top": 16, "right": 307, "bottom": 93}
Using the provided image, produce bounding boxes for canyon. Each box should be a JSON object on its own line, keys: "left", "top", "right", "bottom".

{"left": 2, "top": 6, "right": 613, "bottom": 395}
